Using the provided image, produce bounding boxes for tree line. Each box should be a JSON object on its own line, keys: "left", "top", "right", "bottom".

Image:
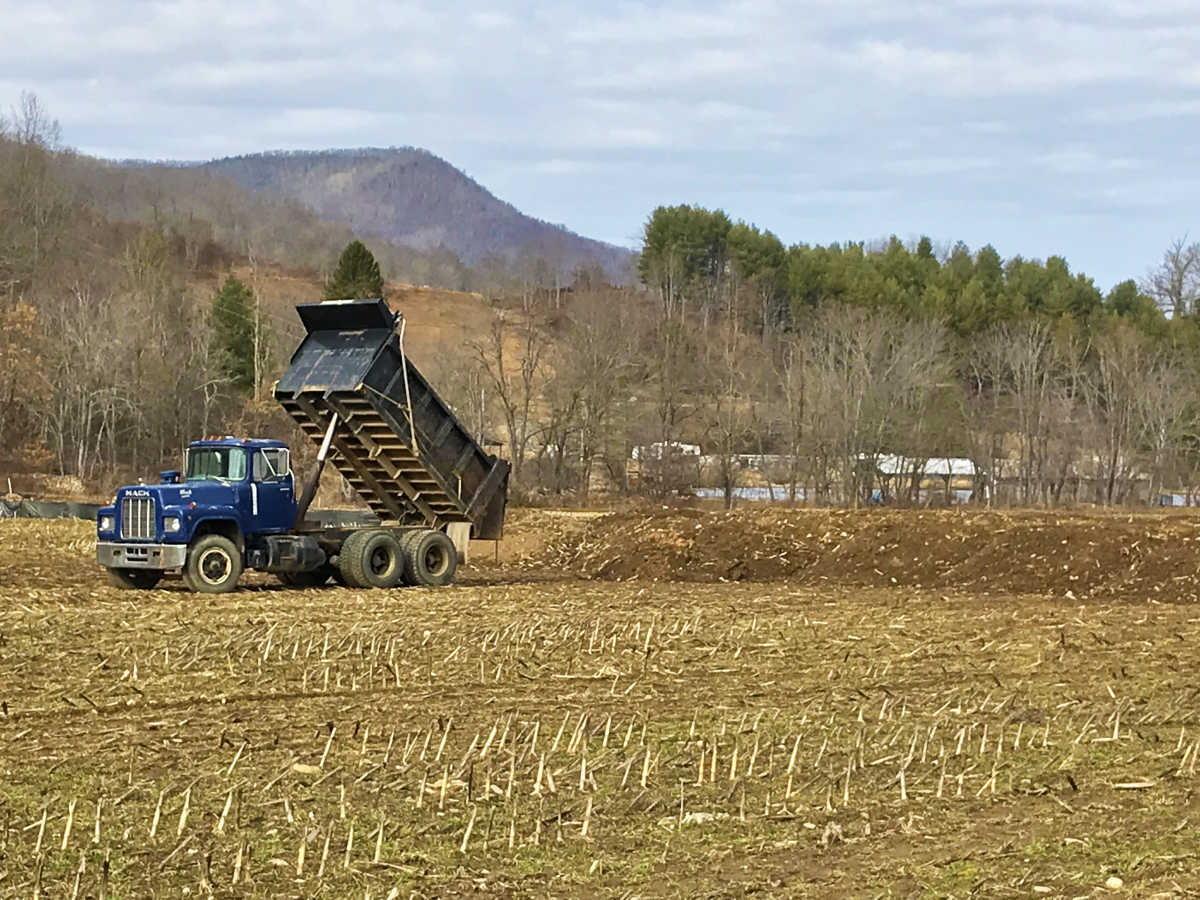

{"left": 5, "top": 89, "right": 1199, "bottom": 510}
{"left": 445, "top": 206, "right": 1200, "bottom": 508}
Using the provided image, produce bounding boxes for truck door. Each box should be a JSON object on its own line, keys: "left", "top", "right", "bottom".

{"left": 252, "top": 448, "right": 294, "bottom": 534}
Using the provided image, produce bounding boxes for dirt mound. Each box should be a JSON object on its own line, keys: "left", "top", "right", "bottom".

{"left": 538, "top": 508, "right": 1200, "bottom": 601}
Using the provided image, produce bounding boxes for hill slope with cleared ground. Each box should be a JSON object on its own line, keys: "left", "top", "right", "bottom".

{"left": 222, "top": 266, "right": 501, "bottom": 374}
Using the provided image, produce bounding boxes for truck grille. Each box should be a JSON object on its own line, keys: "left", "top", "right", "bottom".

{"left": 121, "top": 497, "right": 155, "bottom": 540}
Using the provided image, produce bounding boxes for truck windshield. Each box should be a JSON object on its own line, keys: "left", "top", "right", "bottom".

{"left": 186, "top": 447, "right": 248, "bottom": 482}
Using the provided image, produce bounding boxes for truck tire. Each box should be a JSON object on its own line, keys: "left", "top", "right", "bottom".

{"left": 106, "top": 568, "right": 162, "bottom": 590}
{"left": 277, "top": 569, "right": 331, "bottom": 588}
{"left": 340, "top": 530, "right": 404, "bottom": 589}
{"left": 185, "top": 535, "right": 243, "bottom": 593}
{"left": 337, "top": 531, "right": 368, "bottom": 587}
{"left": 404, "top": 530, "right": 458, "bottom": 587}
{"left": 397, "top": 531, "right": 422, "bottom": 586}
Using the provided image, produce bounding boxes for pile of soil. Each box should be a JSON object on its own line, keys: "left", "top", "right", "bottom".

{"left": 484, "top": 508, "right": 607, "bottom": 567}
{"left": 535, "top": 507, "right": 1200, "bottom": 601}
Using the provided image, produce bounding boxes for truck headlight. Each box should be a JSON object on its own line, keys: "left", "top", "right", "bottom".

{"left": 163, "top": 516, "right": 181, "bottom": 533}
{"left": 99, "top": 516, "right": 115, "bottom": 532}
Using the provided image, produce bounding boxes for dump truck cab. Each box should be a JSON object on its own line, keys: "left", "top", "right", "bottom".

{"left": 96, "top": 437, "right": 295, "bottom": 591}
{"left": 181, "top": 438, "right": 295, "bottom": 536}
{"left": 96, "top": 297, "right": 508, "bottom": 594}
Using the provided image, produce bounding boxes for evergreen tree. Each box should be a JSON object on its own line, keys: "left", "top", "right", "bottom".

{"left": 210, "top": 276, "right": 259, "bottom": 390}
{"left": 325, "top": 240, "right": 385, "bottom": 300}
{"left": 639, "top": 205, "right": 733, "bottom": 309}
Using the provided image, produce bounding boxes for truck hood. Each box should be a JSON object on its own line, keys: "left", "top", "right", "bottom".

{"left": 119, "top": 481, "right": 238, "bottom": 508}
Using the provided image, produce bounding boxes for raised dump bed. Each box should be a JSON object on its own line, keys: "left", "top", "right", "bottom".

{"left": 275, "top": 298, "right": 509, "bottom": 541}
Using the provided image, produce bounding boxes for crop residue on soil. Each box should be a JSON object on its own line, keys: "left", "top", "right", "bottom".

{"left": 5, "top": 514, "right": 1200, "bottom": 897}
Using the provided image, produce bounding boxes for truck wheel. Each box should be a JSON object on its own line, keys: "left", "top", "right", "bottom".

{"left": 186, "top": 535, "right": 243, "bottom": 593}
{"left": 278, "top": 569, "right": 331, "bottom": 588}
{"left": 337, "top": 532, "right": 367, "bottom": 587}
{"left": 106, "top": 568, "right": 162, "bottom": 590}
{"left": 340, "top": 530, "right": 404, "bottom": 589}
{"left": 397, "top": 531, "right": 422, "bottom": 586}
{"left": 404, "top": 530, "right": 458, "bottom": 587}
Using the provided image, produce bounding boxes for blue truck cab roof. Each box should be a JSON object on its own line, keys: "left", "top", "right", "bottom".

{"left": 188, "top": 437, "right": 288, "bottom": 451}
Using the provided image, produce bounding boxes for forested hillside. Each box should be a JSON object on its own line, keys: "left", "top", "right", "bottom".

{"left": 434, "top": 207, "right": 1200, "bottom": 509}
{"left": 0, "top": 96, "right": 593, "bottom": 489}
{"left": 4, "top": 93, "right": 1199, "bottom": 512}
{"left": 614, "top": 206, "right": 1200, "bottom": 506}
{"left": 195, "top": 149, "right": 633, "bottom": 279}
{"left": 0, "top": 98, "right": 348, "bottom": 487}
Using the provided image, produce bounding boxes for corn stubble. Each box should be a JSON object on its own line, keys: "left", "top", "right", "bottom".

{"left": 1, "top": 516, "right": 1200, "bottom": 896}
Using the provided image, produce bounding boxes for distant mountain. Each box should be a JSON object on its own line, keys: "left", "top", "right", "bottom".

{"left": 198, "top": 148, "right": 633, "bottom": 279}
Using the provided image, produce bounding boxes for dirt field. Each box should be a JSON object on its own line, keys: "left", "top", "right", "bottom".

{"left": 3, "top": 511, "right": 1200, "bottom": 898}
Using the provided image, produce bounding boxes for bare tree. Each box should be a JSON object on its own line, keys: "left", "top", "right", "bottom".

{"left": 3, "top": 92, "right": 62, "bottom": 148}
{"left": 428, "top": 353, "right": 494, "bottom": 447}
{"left": 634, "top": 315, "right": 706, "bottom": 497}
{"left": 469, "top": 312, "right": 551, "bottom": 490}
{"left": 697, "top": 325, "right": 768, "bottom": 509}
{"left": 775, "top": 337, "right": 808, "bottom": 501}
{"left": 1134, "top": 349, "right": 1195, "bottom": 502}
{"left": 537, "top": 364, "right": 582, "bottom": 498}
{"left": 38, "top": 280, "right": 127, "bottom": 477}
{"left": 0, "top": 301, "right": 45, "bottom": 450}
{"left": 975, "top": 322, "right": 1061, "bottom": 504}
{"left": 1083, "top": 324, "right": 1143, "bottom": 504}
{"left": 1142, "top": 237, "right": 1200, "bottom": 317}
{"left": 0, "top": 92, "right": 71, "bottom": 299}
{"left": 963, "top": 338, "right": 1006, "bottom": 507}
{"left": 558, "top": 288, "right": 642, "bottom": 501}
{"left": 796, "top": 306, "right": 949, "bottom": 506}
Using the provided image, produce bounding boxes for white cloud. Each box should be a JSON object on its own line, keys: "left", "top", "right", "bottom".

{"left": 0, "top": 0, "right": 1196, "bottom": 287}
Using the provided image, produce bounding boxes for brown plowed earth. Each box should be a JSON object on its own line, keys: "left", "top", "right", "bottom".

{"left": 10, "top": 517, "right": 1200, "bottom": 897}
{"left": 527, "top": 508, "right": 1200, "bottom": 601}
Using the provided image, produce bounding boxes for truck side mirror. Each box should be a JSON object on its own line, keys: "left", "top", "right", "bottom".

{"left": 160, "top": 470, "right": 181, "bottom": 484}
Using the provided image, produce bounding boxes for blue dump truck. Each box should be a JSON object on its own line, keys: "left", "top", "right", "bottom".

{"left": 95, "top": 298, "right": 509, "bottom": 593}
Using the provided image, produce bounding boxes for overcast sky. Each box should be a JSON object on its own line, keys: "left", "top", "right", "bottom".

{"left": 2, "top": 0, "right": 1197, "bottom": 288}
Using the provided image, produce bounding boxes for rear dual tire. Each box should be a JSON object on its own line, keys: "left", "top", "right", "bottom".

{"left": 402, "top": 529, "right": 457, "bottom": 587}
{"left": 339, "top": 530, "right": 405, "bottom": 589}
{"left": 335, "top": 528, "right": 458, "bottom": 589}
